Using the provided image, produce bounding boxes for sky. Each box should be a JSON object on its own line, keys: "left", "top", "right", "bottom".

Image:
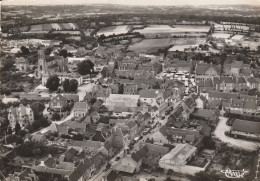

{"left": 2, "top": 0, "right": 260, "bottom": 6}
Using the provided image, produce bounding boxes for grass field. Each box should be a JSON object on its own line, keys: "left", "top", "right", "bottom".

{"left": 133, "top": 24, "right": 210, "bottom": 34}
{"left": 129, "top": 37, "right": 206, "bottom": 52}
{"left": 97, "top": 25, "right": 131, "bottom": 36}
{"left": 20, "top": 23, "right": 78, "bottom": 32}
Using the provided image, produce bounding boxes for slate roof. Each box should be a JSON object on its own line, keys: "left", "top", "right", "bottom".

{"left": 243, "top": 100, "right": 257, "bottom": 110}
{"left": 232, "top": 119, "right": 260, "bottom": 135}
{"left": 209, "top": 91, "right": 239, "bottom": 99}
{"left": 73, "top": 102, "right": 88, "bottom": 110}
{"left": 92, "top": 130, "right": 106, "bottom": 142}
{"left": 195, "top": 63, "right": 220, "bottom": 75}
{"left": 172, "top": 106, "right": 184, "bottom": 119}
{"left": 139, "top": 90, "right": 158, "bottom": 98}
{"left": 231, "top": 98, "right": 244, "bottom": 108}
{"left": 184, "top": 97, "right": 195, "bottom": 109}
{"left": 64, "top": 121, "right": 87, "bottom": 130}
{"left": 68, "top": 152, "right": 105, "bottom": 181}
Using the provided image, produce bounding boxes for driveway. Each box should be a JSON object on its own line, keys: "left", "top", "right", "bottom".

{"left": 213, "top": 117, "right": 260, "bottom": 151}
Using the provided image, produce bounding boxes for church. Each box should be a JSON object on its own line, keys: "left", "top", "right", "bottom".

{"left": 35, "top": 49, "right": 83, "bottom": 86}
{"left": 35, "top": 49, "right": 68, "bottom": 79}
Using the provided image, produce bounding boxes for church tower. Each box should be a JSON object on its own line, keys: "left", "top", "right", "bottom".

{"left": 35, "top": 50, "right": 47, "bottom": 78}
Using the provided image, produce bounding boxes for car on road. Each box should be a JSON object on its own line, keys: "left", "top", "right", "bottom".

{"left": 134, "top": 136, "right": 141, "bottom": 142}
{"left": 151, "top": 122, "right": 157, "bottom": 128}
{"left": 115, "top": 157, "right": 121, "bottom": 161}
{"left": 165, "top": 110, "right": 170, "bottom": 115}
{"left": 142, "top": 128, "right": 150, "bottom": 135}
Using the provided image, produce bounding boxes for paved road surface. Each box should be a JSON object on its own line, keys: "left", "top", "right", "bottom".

{"left": 213, "top": 117, "right": 260, "bottom": 151}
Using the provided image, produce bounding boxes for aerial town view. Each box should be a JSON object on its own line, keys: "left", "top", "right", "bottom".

{"left": 0, "top": 0, "right": 260, "bottom": 180}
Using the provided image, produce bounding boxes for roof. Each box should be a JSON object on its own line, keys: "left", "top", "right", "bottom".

{"left": 127, "top": 120, "right": 137, "bottom": 129}
{"left": 209, "top": 91, "right": 239, "bottom": 99}
{"left": 160, "top": 144, "right": 197, "bottom": 165}
{"left": 68, "top": 152, "right": 105, "bottom": 181}
{"left": 73, "top": 102, "right": 88, "bottom": 110}
{"left": 112, "top": 155, "right": 138, "bottom": 173}
{"left": 62, "top": 94, "right": 79, "bottom": 101}
{"left": 106, "top": 94, "right": 140, "bottom": 102}
{"left": 231, "top": 61, "right": 243, "bottom": 69}
{"left": 139, "top": 89, "right": 158, "bottom": 98}
{"left": 31, "top": 133, "right": 46, "bottom": 142}
{"left": 195, "top": 63, "right": 220, "bottom": 75}
{"left": 172, "top": 106, "right": 184, "bottom": 119}
{"left": 92, "top": 130, "right": 106, "bottom": 142}
{"left": 193, "top": 109, "right": 218, "bottom": 121}
{"left": 70, "top": 140, "right": 103, "bottom": 150}
{"left": 231, "top": 98, "right": 244, "bottom": 108}
{"left": 184, "top": 97, "right": 195, "bottom": 109}
{"left": 247, "top": 77, "right": 257, "bottom": 84}
{"left": 64, "top": 121, "right": 87, "bottom": 130}
{"left": 243, "top": 100, "right": 257, "bottom": 110}
{"left": 232, "top": 119, "right": 260, "bottom": 135}
{"left": 106, "top": 170, "right": 120, "bottom": 181}
{"left": 52, "top": 94, "right": 67, "bottom": 102}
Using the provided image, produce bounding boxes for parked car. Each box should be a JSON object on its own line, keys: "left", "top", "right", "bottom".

{"left": 134, "top": 136, "right": 141, "bottom": 143}
{"left": 142, "top": 128, "right": 150, "bottom": 135}
{"left": 151, "top": 122, "right": 157, "bottom": 128}
{"left": 115, "top": 157, "right": 121, "bottom": 161}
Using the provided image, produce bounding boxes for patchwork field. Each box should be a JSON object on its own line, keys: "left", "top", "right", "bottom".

{"left": 20, "top": 23, "right": 79, "bottom": 32}
{"left": 133, "top": 24, "right": 210, "bottom": 34}
{"left": 97, "top": 25, "right": 131, "bottom": 36}
{"left": 129, "top": 37, "right": 206, "bottom": 52}
{"left": 212, "top": 33, "right": 231, "bottom": 39}
{"left": 214, "top": 23, "right": 250, "bottom": 31}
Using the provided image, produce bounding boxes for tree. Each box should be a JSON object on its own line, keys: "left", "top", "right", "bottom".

{"left": 77, "top": 60, "right": 94, "bottom": 76}
{"left": 15, "top": 123, "right": 21, "bottom": 134}
{"left": 59, "top": 49, "right": 72, "bottom": 58}
{"left": 153, "top": 81, "right": 161, "bottom": 89}
{"left": 101, "top": 67, "right": 108, "bottom": 78}
{"left": 69, "top": 79, "right": 78, "bottom": 92}
{"left": 1, "top": 58, "right": 15, "bottom": 71}
{"left": 118, "top": 84, "right": 124, "bottom": 94}
{"left": 31, "top": 102, "right": 45, "bottom": 117}
{"left": 45, "top": 47, "right": 52, "bottom": 55}
{"left": 52, "top": 113, "right": 61, "bottom": 121}
{"left": 46, "top": 75, "right": 60, "bottom": 92}
{"left": 63, "top": 79, "right": 70, "bottom": 92}
{"left": 20, "top": 46, "right": 30, "bottom": 55}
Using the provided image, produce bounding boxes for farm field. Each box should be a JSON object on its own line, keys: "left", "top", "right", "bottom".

{"left": 231, "top": 34, "right": 244, "bottom": 40}
{"left": 97, "top": 25, "right": 131, "bottom": 36}
{"left": 211, "top": 33, "right": 231, "bottom": 39}
{"left": 240, "top": 39, "right": 260, "bottom": 51}
{"left": 128, "top": 38, "right": 172, "bottom": 52}
{"left": 20, "top": 23, "right": 79, "bottom": 32}
{"left": 214, "top": 23, "right": 250, "bottom": 31}
{"left": 129, "top": 37, "right": 206, "bottom": 52}
{"left": 51, "top": 31, "right": 81, "bottom": 35}
{"left": 133, "top": 24, "right": 210, "bottom": 34}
